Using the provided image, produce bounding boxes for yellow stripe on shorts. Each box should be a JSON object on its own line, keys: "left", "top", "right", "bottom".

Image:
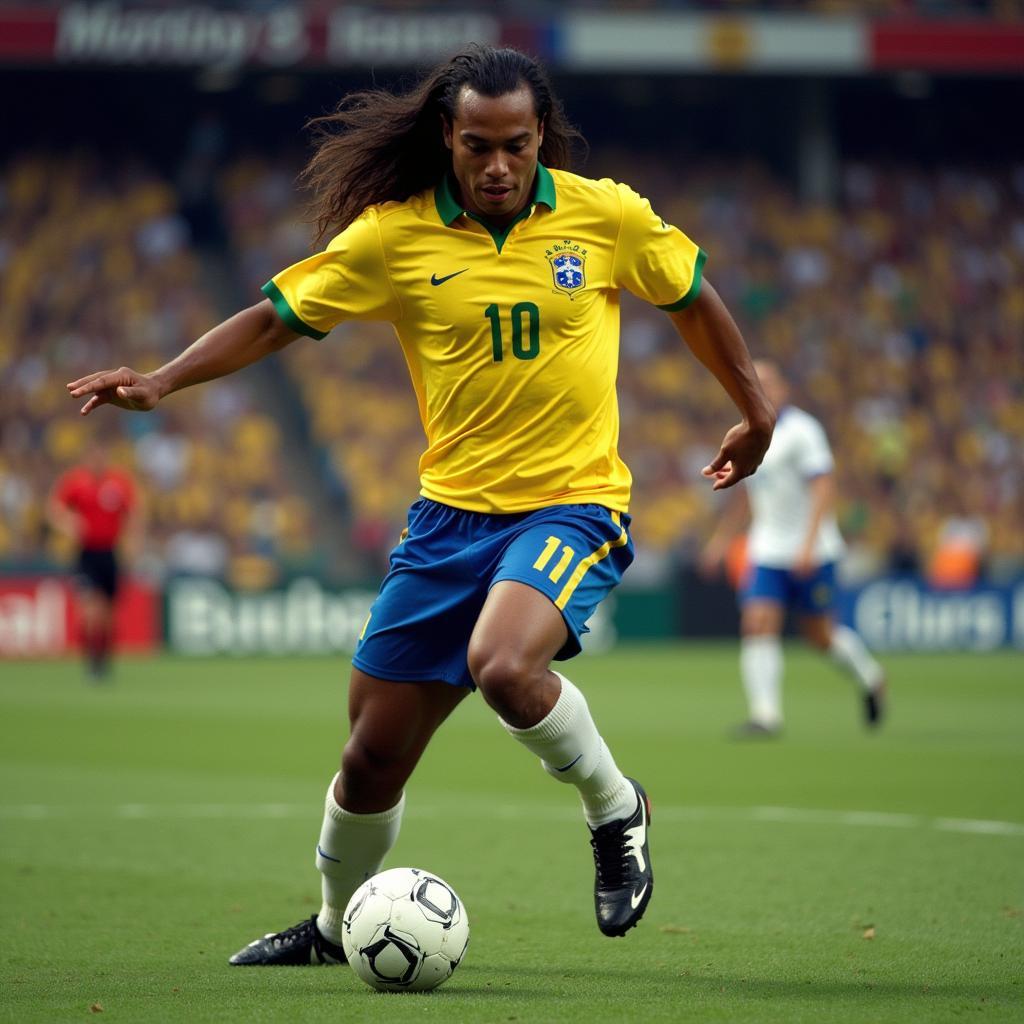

{"left": 554, "top": 511, "right": 628, "bottom": 611}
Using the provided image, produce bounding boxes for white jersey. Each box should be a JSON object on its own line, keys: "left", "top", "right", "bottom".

{"left": 746, "top": 405, "right": 845, "bottom": 568}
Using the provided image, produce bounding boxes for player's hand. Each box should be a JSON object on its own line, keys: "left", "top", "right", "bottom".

{"left": 67, "top": 367, "right": 162, "bottom": 416}
{"left": 793, "top": 548, "right": 814, "bottom": 578}
{"left": 702, "top": 419, "right": 773, "bottom": 491}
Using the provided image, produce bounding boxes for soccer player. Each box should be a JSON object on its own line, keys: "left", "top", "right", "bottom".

{"left": 700, "top": 358, "right": 886, "bottom": 735}
{"left": 67, "top": 46, "right": 774, "bottom": 961}
{"left": 47, "top": 439, "right": 140, "bottom": 679}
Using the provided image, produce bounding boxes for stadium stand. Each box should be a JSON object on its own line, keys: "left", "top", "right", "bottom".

{"left": 0, "top": 154, "right": 317, "bottom": 585}
{"left": 3, "top": 148, "right": 1020, "bottom": 586}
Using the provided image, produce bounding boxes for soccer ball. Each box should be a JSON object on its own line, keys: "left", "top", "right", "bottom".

{"left": 341, "top": 867, "right": 469, "bottom": 992}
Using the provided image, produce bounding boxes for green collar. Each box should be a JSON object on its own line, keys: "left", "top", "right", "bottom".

{"left": 434, "top": 164, "right": 556, "bottom": 252}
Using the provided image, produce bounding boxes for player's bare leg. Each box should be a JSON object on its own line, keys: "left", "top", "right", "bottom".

{"left": 230, "top": 669, "right": 467, "bottom": 965}
{"left": 737, "top": 599, "right": 785, "bottom": 734}
{"left": 800, "top": 613, "right": 886, "bottom": 727}
{"left": 468, "top": 581, "right": 652, "bottom": 937}
{"left": 79, "top": 589, "right": 114, "bottom": 680}
{"left": 339, "top": 669, "right": 469, "bottom": 811}
{"left": 467, "top": 580, "right": 565, "bottom": 726}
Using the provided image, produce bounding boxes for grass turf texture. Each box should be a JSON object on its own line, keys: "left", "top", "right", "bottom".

{"left": 1, "top": 644, "right": 1021, "bottom": 1023}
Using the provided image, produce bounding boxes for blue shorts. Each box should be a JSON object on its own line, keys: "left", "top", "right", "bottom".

{"left": 742, "top": 562, "right": 837, "bottom": 615}
{"left": 353, "top": 499, "right": 634, "bottom": 688}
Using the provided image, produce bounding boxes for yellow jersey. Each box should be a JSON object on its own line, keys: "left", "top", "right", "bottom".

{"left": 263, "top": 165, "right": 705, "bottom": 514}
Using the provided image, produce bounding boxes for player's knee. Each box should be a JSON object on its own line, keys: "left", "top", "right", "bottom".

{"left": 341, "top": 735, "right": 409, "bottom": 797}
{"left": 802, "top": 622, "right": 832, "bottom": 651}
{"left": 469, "top": 647, "right": 539, "bottom": 720}
{"left": 742, "top": 604, "right": 779, "bottom": 637}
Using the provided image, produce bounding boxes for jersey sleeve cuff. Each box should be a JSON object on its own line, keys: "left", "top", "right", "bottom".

{"left": 261, "top": 280, "right": 328, "bottom": 340}
{"left": 655, "top": 248, "right": 707, "bottom": 312}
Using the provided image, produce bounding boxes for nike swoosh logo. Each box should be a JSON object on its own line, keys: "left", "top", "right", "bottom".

{"left": 430, "top": 269, "right": 469, "bottom": 286}
{"left": 624, "top": 823, "right": 647, "bottom": 871}
{"left": 553, "top": 753, "right": 583, "bottom": 773}
{"left": 630, "top": 882, "right": 649, "bottom": 909}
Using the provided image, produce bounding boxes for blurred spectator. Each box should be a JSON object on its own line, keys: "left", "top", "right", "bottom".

{"left": 928, "top": 513, "right": 988, "bottom": 589}
{"left": 47, "top": 437, "right": 140, "bottom": 679}
{"left": 0, "top": 154, "right": 317, "bottom": 584}
{"left": 165, "top": 513, "right": 231, "bottom": 578}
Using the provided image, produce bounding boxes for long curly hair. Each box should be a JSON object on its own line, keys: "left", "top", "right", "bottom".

{"left": 300, "top": 45, "right": 585, "bottom": 244}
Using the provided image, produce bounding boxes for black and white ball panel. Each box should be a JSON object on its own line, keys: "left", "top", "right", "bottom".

{"left": 413, "top": 876, "right": 461, "bottom": 928}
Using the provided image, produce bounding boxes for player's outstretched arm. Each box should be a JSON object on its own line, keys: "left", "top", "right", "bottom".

{"left": 668, "top": 278, "right": 775, "bottom": 490}
{"left": 67, "top": 299, "right": 300, "bottom": 416}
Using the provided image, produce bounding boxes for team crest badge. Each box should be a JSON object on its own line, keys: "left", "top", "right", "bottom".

{"left": 547, "top": 248, "right": 586, "bottom": 298}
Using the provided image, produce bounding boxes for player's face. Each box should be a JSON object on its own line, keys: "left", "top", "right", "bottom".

{"left": 443, "top": 84, "right": 544, "bottom": 227}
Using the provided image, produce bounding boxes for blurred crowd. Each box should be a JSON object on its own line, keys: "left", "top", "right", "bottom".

{"left": 605, "top": 155, "right": 1024, "bottom": 585}
{"left": 0, "top": 155, "right": 317, "bottom": 587}
{"left": 2, "top": 150, "right": 1021, "bottom": 588}
{"left": 219, "top": 153, "right": 1024, "bottom": 587}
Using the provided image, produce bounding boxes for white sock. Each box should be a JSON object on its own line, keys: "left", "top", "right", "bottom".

{"left": 829, "top": 624, "right": 884, "bottom": 691}
{"left": 500, "top": 672, "right": 636, "bottom": 828}
{"left": 314, "top": 774, "right": 404, "bottom": 944}
{"left": 740, "top": 635, "right": 783, "bottom": 728}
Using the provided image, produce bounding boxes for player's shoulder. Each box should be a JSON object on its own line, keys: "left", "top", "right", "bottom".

{"left": 377, "top": 190, "right": 432, "bottom": 225}
{"left": 548, "top": 170, "right": 652, "bottom": 240}
{"left": 324, "top": 196, "right": 420, "bottom": 249}
{"left": 57, "top": 466, "right": 89, "bottom": 489}
{"left": 549, "top": 168, "right": 637, "bottom": 209}
{"left": 778, "top": 405, "right": 828, "bottom": 442}
{"left": 783, "top": 405, "right": 822, "bottom": 427}
{"left": 96, "top": 466, "right": 136, "bottom": 496}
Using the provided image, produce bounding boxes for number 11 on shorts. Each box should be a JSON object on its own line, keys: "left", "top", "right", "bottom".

{"left": 532, "top": 535, "right": 576, "bottom": 584}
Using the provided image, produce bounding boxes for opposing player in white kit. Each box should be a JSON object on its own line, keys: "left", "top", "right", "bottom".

{"left": 700, "top": 358, "right": 886, "bottom": 735}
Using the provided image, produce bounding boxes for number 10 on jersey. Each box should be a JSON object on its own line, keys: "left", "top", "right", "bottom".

{"left": 484, "top": 302, "right": 540, "bottom": 362}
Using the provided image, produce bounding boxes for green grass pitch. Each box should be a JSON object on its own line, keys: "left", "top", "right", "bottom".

{"left": 1, "top": 644, "right": 1022, "bottom": 1022}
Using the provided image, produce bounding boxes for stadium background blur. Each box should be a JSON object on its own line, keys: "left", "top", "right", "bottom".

{"left": 2, "top": 0, "right": 1023, "bottom": 659}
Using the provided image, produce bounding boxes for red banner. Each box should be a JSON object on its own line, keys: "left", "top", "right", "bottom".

{"left": 0, "top": 6, "right": 55, "bottom": 61}
{"left": 0, "top": 577, "right": 160, "bottom": 658}
{"left": 872, "top": 20, "right": 1024, "bottom": 71}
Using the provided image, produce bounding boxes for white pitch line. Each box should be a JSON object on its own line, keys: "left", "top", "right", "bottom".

{"left": 0, "top": 802, "right": 1022, "bottom": 838}
{"left": 933, "top": 817, "right": 1024, "bottom": 837}
{"left": 750, "top": 806, "right": 921, "bottom": 829}
{"left": 115, "top": 802, "right": 301, "bottom": 819}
